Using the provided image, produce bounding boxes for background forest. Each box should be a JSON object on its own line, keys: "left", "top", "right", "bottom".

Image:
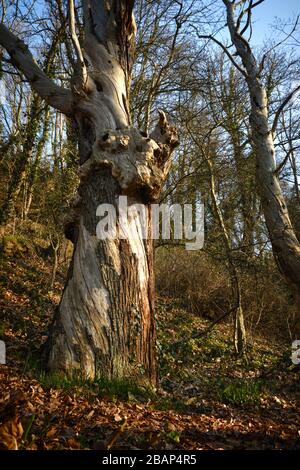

{"left": 0, "top": 0, "right": 300, "bottom": 451}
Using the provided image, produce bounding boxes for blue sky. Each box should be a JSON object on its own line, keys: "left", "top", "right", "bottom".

{"left": 251, "top": 0, "right": 300, "bottom": 45}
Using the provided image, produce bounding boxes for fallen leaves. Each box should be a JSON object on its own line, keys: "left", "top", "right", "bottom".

{"left": 46, "top": 426, "right": 57, "bottom": 438}
{"left": 66, "top": 438, "right": 80, "bottom": 449}
{"left": 0, "top": 416, "right": 23, "bottom": 450}
{"left": 0, "top": 363, "right": 300, "bottom": 450}
{"left": 1, "top": 257, "right": 300, "bottom": 451}
{"left": 0, "top": 392, "right": 26, "bottom": 450}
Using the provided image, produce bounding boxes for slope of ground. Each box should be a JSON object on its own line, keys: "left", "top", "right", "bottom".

{"left": 0, "top": 237, "right": 299, "bottom": 450}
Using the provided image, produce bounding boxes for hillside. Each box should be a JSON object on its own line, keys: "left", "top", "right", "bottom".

{"left": 0, "top": 237, "right": 299, "bottom": 450}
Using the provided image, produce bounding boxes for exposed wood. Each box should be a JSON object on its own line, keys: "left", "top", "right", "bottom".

{"left": 222, "top": 0, "right": 300, "bottom": 295}
{"left": 43, "top": 1, "right": 177, "bottom": 382}
{"left": 0, "top": 24, "right": 72, "bottom": 115}
{"left": 0, "top": 0, "right": 178, "bottom": 383}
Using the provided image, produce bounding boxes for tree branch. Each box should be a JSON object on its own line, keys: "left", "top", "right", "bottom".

{"left": 172, "top": 306, "right": 238, "bottom": 346}
{"left": 271, "top": 85, "right": 300, "bottom": 136}
{"left": 274, "top": 145, "right": 300, "bottom": 174}
{"left": 259, "top": 15, "right": 299, "bottom": 72}
{"left": 0, "top": 23, "right": 72, "bottom": 115}
{"left": 68, "top": 0, "right": 88, "bottom": 92}
{"left": 194, "top": 30, "right": 247, "bottom": 78}
{"left": 237, "top": 0, "right": 265, "bottom": 31}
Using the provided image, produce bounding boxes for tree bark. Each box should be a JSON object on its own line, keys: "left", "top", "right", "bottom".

{"left": 47, "top": 166, "right": 158, "bottom": 381}
{"left": 24, "top": 106, "right": 51, "bottom": 219}
{"left": 49, "top": 238, "right": 60, "bottom": 291}
{"left": 48, "top": 0, "right": 177, "bottom": 382}
{"left": 0, "top": 1, "right": 178, "bottom": 383}
{"left": 223, "top": 68, "right": 256, "bottom": 257}
{"left": 0, "top": 95, "right": 42, "bottom": 225}
{"left": 223, "top": 0, "right": 300, "bottom": 296}
{"left": 206, "top": 150, "right": 246, "bottom": 355}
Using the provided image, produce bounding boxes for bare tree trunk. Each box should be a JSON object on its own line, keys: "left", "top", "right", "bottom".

{"left": 285, "top": 110, "right": 300, "bottom": 204}
{"left": 24, "top": 107, "right": 50, "bottom": 219}
{"left": 0, "top": 23, "right": 63, "bottom": 225}
{"left": 48, "top": 168, "right": 158, "bottom": 381}
{"left": 225, "top": 70, "right": 256, "bottom": 257}
{"left": 0, "top": 1, "right": 178, "bottom": 383}
{"left": 45, "top": 1, "right": 178, "bottom": 382}
{"left": 206, "top": 150, "right": 246, "bottom": 355}
{"left": 223, "top": 0, "right": 300, "bottom": 296}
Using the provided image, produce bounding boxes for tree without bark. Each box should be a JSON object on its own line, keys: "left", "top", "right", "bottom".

{"left": 0, "top": 0, "right": 178, "bottom": 383}
{"left": 197, "top": 0, "right": 300, "bottom": 298}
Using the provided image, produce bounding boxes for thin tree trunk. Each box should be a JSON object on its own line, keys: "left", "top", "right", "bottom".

{"left": 206, "top": 151, "right": 246, "bottom": 355}
{"left": 285, "top": 111, "right": 300, "bottom": 204}
{"left": 24, "top": 107, "right": 51, "bottom": 218}
{"left": 222, "top": 68, "right": 256, "bottom": 257}
{"left": 0, "top": 23, "right": 63, "bottom": 225}
{"left": 0, "top": 95, "right": 42, "bottom": 225}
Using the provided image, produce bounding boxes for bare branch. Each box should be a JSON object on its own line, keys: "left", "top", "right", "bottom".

{"left": 222, "top": 0, "right": 258, "bottom": 77}
{"left": 237, "top": 0, "right": 265, "bottom": 28}
{"left": 0, "top": 23, "right": 72, "bottom": 115}
{"left": 240, "top": 0, "right": 255, "bottom": 36}
{"left": 193, "top": 29, "right": 247, "bottom": 77}
{"left": 274, "top": 146, "right": 300, "bottom": 174}
{"left": 250, "top": 0, "right": 265, "bottom": 7}
{"left": 259, "top": 15, "right": 300, "bottom": 71}
{"left": 271, "top": 85, "right": 300, "bottom": 136}
{"left": 68, "top": 0, "right": 88, "bottom": 91}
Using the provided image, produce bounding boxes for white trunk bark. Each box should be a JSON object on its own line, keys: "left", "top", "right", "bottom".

{"left": 45, "top": 1, "right": 178, "bottom": 382}
{"left": 223, "top": 0, "right": 300, "bottom": 295}
{"left": 0, "top": 1, "right": 178, "bottom": 383}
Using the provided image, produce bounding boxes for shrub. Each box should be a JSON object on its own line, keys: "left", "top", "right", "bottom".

{"left": 155, "top": 247, "right": 230, "bottom": 318}
{"left": 155, "top": 246, "right": 298, "bottom": 340}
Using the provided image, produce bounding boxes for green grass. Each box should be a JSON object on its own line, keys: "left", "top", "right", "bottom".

{"left": 158, "top": 328, "right": 233, "bottom": 380}
{"left": 37, "top": 371, "right": 157, "bottom": 402}
{"left": 166, "top": 430, "right": 181, "bottom": 444}
{"left": 154, "top": 396, "right": 188, "bottom": 413}
{"left": 36, "top": 369, "right": 192, "bottom": 413}
{"left": 216, "top": 378, "right": 262, "bottom": 405}
{"left": 94, "top": 376, "right": 156, "bottom": 401}
{"left": 38, "top": 371, "right": 90, "bottom": 391}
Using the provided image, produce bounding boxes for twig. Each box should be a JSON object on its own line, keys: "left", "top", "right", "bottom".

{"left": 172, "top": 306, "right": 238, "bottom": 346}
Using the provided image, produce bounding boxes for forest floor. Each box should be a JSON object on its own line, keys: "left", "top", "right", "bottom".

{"left": 0, "top": 236, "right": 300, "bottom": 450}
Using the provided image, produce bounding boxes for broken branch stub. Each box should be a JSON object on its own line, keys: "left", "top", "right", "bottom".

{"left": 78, "top": 112, "right": 179, "bottom": 202}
